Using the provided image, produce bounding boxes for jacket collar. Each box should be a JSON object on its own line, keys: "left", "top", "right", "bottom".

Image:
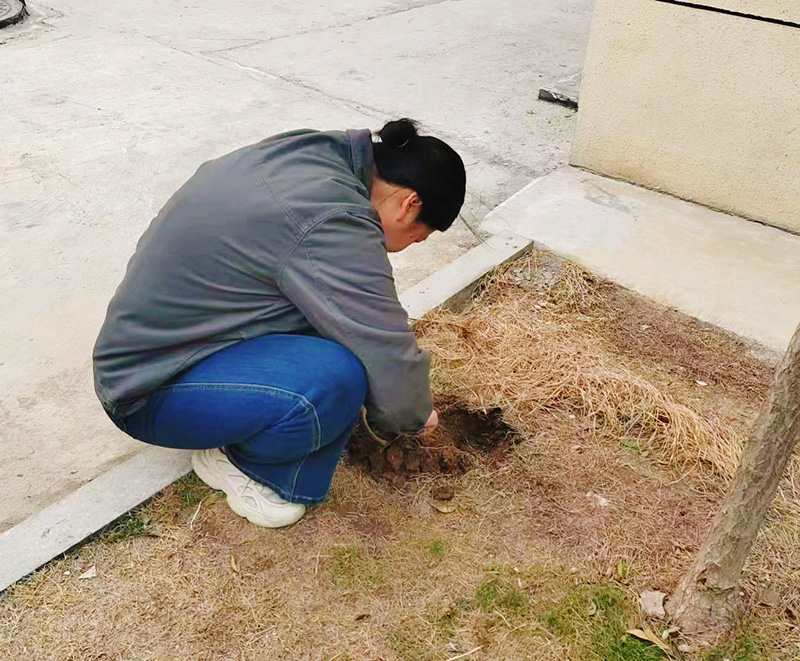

{"left": 346, "top": 129, "right": 375, "bottom": 194}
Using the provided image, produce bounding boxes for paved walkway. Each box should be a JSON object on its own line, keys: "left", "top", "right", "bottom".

{"left": 0, "top": 0, "right": 593, "bottom": 530}
{"left": 483, "top": 167, "right": 800, "bottom": 354}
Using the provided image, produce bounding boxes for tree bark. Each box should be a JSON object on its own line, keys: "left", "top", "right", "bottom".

{"left": 666, "top": 322, "right": 800, "bottom": 636}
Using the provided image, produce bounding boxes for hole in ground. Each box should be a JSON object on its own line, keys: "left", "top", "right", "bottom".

{"left": 346, "top": 401, "right": 515, "bottom": 485}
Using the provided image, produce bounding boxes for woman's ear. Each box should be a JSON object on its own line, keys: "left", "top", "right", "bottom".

{"left": 402, "top": 191, "right": 422, "bottom": 221}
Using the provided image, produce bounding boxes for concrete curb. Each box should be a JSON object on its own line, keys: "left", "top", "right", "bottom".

{"left": 399, "top": 230, "right": 533, "bottom": 320}
{"left": 0, "top": 230, "right": 533, "bottom": 593}
{"left": 0, "top": 448, "right": 192, "bottom": 592}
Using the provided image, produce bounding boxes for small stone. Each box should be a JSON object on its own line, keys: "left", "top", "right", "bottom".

{"left": 640, "top": 590, "right": 667, "bottom": 619}
{"left": 677, "top": 644, "right": 691, "bottom": 653}
{"left": 587, "top": 492, "right": 610, "bottom": 508}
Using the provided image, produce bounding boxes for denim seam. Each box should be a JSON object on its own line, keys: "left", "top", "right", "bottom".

{"left": 157, "top": 382, "right": 322, "bottom": 453}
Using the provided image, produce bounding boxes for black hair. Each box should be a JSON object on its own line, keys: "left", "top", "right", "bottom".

{"left": 372, "top": 118, "right": 466, "bottom": 232}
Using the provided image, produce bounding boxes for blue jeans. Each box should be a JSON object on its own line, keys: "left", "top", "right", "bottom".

{"left": 112, "top": 334, "right": 368, "bottom": 505}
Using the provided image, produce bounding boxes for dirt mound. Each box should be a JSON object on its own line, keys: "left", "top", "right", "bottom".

{"left": 346, "top": 403, "right": 514, "bottom": 484}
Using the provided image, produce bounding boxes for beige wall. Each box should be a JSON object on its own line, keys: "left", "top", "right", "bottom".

{"left": 696, "top": 0, "right": 797, "bottom": 22}
{"left": 571, "top": 0, "right": 800, "bottom": 233}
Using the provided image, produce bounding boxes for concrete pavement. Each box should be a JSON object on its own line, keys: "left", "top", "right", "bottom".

{"left": 0, "top": 0, "right": 593, "bottom": 530}
{"left": 482, "top": 167, "right": 800, "bottom": 354}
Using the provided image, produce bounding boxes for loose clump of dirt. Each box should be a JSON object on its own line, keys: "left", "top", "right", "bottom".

{"left": 346, "top": 401, "right": 514, "bottom": 484}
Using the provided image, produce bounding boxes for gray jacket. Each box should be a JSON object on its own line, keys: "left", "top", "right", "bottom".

{"left": 93, "top": 129, "right": 432, "bottom": 435}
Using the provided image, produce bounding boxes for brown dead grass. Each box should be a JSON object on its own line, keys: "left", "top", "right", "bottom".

{"left": 417, "top": 253, "right": 769, "bottom": 483}
{"left": 2, "top": 249, "right": 798, "bottom": 660}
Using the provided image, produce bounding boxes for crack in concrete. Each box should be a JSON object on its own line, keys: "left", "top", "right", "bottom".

{"left": 135, "top": 24, "right": 543, "bottom": 217}
{"left": 141, "top": 28, "right": 546, "bottom": 216}
{"left": 202, "top": 0, "right": 453, "bottom": 55}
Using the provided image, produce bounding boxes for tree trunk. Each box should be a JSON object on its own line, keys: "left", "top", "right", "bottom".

{"left": 666, "top": 322, "right": 800, "bottom": 636}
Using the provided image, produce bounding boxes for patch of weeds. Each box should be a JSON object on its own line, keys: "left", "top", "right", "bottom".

{"left": 104, "top": 507, "right": 157, "bottom": 543}
{"left": 474, "top": 576, "right": 529, "bottom": 617}
{"left": 174, "top": 472, "right": 210, "bottom": 509}
{"left": 428, "top": 540, "right": 445, "bottom": 558}
{"left": 331, "top": 543, "right": 381, "bottom": 590}
{"left": 435, "top": 612, "right": 460, "bottom": 643}
{"left": 540, "top": 583, "right": 664, "bottom": 661}
{"left": 702, "top": 624, "right": 767, "bottom": 661}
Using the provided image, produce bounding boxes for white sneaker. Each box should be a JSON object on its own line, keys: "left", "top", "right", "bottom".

{"left": 191, "top": 448, "right": 306, "bottom": 528}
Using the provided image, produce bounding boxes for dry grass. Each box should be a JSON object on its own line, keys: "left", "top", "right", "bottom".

{"left": 417, "top": 254, "right": 763, "bottom": 482}
{"left": 2, "top": 249, "right": 798, "bottom": 660}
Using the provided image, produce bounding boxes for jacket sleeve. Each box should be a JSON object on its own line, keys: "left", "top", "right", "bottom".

{"left": 277, "top": 212, "right": 433, "bottom": 435}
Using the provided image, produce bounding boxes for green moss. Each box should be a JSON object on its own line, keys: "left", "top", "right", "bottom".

{"left": 702, "top": 624, "right": 768, "bottom": 661}
{"left": 474, "top": 577, "right": 529, "bottom": 616}
{"left": 540, "top": 583, "right": 664, "bottom": 661}
{"left": 104, "top": 508, "right": 157, "bottom": 543}
{"left": 174, "top": 472, "right": 210, "bottom": 508}
{"left": 331, "top": 543, "right": 382, "bottom": 590}
{"left": 428, "top": 540, "right": 445, "bottom": 558}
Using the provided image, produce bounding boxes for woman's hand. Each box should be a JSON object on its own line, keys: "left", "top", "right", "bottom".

{"left": 419, "top": 409, "right": 439, "bottom": 436}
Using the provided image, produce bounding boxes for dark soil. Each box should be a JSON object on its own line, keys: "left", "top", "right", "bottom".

{"left": 346, "top": 402, "right": 514, "bottom": 484}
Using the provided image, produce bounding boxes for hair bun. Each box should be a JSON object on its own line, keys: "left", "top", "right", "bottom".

{"left": 378, "top": 118, "right": 419, "bottom": 149}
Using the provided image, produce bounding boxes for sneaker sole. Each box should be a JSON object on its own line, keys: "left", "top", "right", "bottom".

{"left": 191, "top": 449, "right": 305, "bottom": 529}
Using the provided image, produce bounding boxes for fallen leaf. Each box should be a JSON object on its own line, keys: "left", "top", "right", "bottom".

{"left": 432, "top": 485, "right": 455, "bottom": 501}
{"left": 354, "top": 613, "right": 370, "bottom": 622}
{"left": 696, "top": 380, "right": 708, "bottom": 387}
{"left": 78, "top": 566, "right": 97, "bottom": 580}
{"left": 432, "top": 502, "right": 457, "bottom": 514}
{"left": 640, "top": 590, "right": 667, "bottom": 619}
{"left": 230, "top": 555, "right": 240, "bottom": 573}
{"left": 627, "top": 628, "right": 671, "bottom": 653}
{"left": 661, "top": 626, "right": 680, "bottom": 639}
{"left": 587, "top": 601, "right": 597, "bottom": 616}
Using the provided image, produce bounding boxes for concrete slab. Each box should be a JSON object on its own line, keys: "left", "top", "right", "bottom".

{"left": 481, "top": 167, "right": 800, "bottom": 353}
{"left": 0, "top": 447, "right": 192, "bottom": 593}
{"left": 216, "top": 0, "right": 589, "bottom": 177}
{"left": 0, "top": 0, "right": 593, "bottom": 531}
{"left": 0, "top": 228, "right": 531, "bottom": 592}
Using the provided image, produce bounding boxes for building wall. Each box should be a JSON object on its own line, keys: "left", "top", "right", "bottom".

{"left": 571, "top": 0, "right": 800, "bottom": 233}
{"left": 698, "top": 0, "right": 797, "bottom": 22}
